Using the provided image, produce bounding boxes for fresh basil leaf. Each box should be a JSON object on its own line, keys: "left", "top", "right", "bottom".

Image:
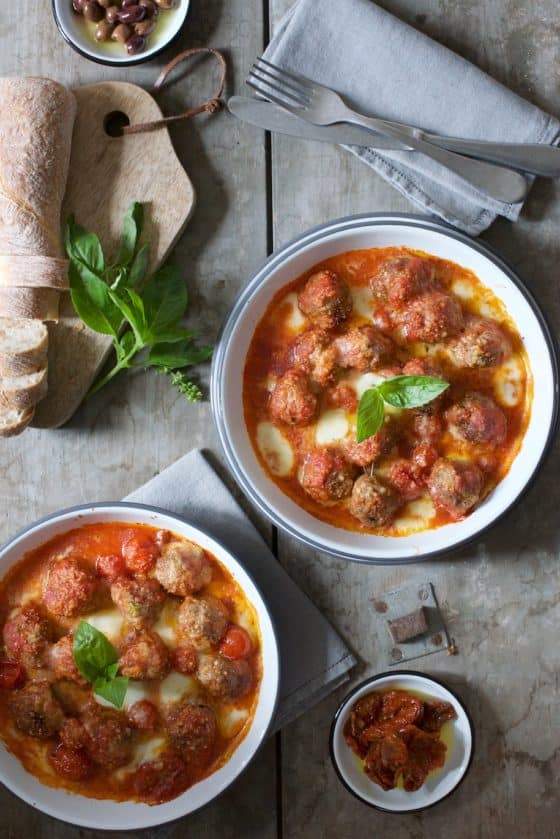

{"left": 65, "top": 215, "right": 105, "bottom": 274}
{"left": 129, "top": 243, "right": 150, "bottom": 288}
{"left": 107, "top": 288, "right": 146, "bottom": 343}
{"left": 149, "top": 329, "right": 195, "bottom": 345}
{"left": 105, "top": 661, "right": 120, "bottom": 680}
{"left": 93, "top": 675, "right": 129, "bottom": 710}
{"left": 148, "top": 340, "right": 213, "bottom": 370}
{"left": 357, "top": 387, "right": 385, "bottom": 443}
{"left": 117, "top": 202, "right": 144, "bottom": 268}
{"left": 115, "top": 329, "right": 137, "bottom": 363}
{"left": 143, "top": 266, "right": 188, "bottom": 335}
{"left": 73, "top": 621, "right": 118, "bottom": 683}
{"left": 69, "top": 262, "right": 121, "bottom": 337}
{"left": 377, "top": 375, "right": 449, "bottom": 409}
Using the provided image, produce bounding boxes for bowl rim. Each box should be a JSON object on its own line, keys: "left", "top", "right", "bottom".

{"left": 211, "top": 212, "right": 559, "bottom": 565}
{"left": 0, "top": 501, "right": 280, "bottom": 830}
{"left": 51, "top": 0, "right": 190, "bottom": 67}
{"left": 328, "top": 669, "right": 475, "bottom": 814}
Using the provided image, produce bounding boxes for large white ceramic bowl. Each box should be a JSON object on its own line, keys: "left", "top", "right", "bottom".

{"left": 212, "top": 213, "right": 558, "bottom": 563}
{"left": 329, "top": 671, "right": 474, "bottom": 813}
{"left": 52, "top": 0, "right": 189, "bottom": 66}
{"left": 0, "top": 503, "right": 279, "bottom": 830}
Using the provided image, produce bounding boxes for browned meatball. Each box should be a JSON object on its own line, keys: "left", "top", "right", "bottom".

{"left": 3, "top": 606, "right": 49, "bottom": 667}
{"left": 334, "top": 325, "right": 393, "bottom": 372}
{"left": 300, "top": 447, "right": 355, "bottom": 505}
{"left": 349, "top": 474, "right": 400, "bottom": 527}
{"left": 370, "top": 255, "right": 438, "bottom": 304}
{"left": 154, "top": 539, "right": 212, "bottom": 596}
{"left": 393, "top": 292, "right": 464, "bottom": 343}
{"left": 269, "top": 369, "right": 317, "bottom": 426}
{"left": 445, "top": 394, "right": 507, "bottom": 445}
{"left": 48, "top": 635, "right": 88, "bottom": 686}
{"left": 59, "top": 716, "right": 89, "bottom": 750}
{"left": 448, "top": 315, "right": 512, "bottom": 368}
{"left": 119, "top": 629, "right": 170, "bottom": 680}
{"left": 196, "top": 654, "right": 252, "bottom": 701}
{"left": 42, "top": 559, "right": 97, "bottom": 618}
{"left": 289, "top": 328, "right": 337, "bottom": 386}
{"left": 343, "top": 423, "right": 394, "bottom": 467}
{"left": 81, "top": 706, "right": 132, "bottom": 768}
{"left": 297, "top": 269, "right": 352, "bottom": 329}
{"left": 165, "top": 700, "right": 217, "bottom": 757}
{"left": 177, "top": 595, "right": 229, "bottom": 650}
{"left": 8, "top": 681, "right": 64, "bottom": 738}
{"left": 427, "top": 457, "right": 483, "bottom": 519}
{"left": 52, "top": 680, "right": 94, "bottom": 716}
{"left": 401, "top": 356, "right": 444, "bottom": 378}
{"left": 110, "top": 576, "right": 165, "bottom": 627}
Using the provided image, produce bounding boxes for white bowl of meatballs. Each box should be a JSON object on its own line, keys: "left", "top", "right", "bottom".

{"left": 212, "top": 213, "right": 558, "bottom": 563}
{"left": 0, "top": 503, "right": 279, "bottom": 829}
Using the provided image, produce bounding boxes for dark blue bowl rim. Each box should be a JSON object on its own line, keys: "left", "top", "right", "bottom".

{"left": 211, "top": 212, "right": 559, "bottom": 565}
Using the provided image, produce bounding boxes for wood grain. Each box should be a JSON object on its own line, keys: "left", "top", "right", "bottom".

{"left": 32, "top": 81, "right": 195, "bottom": 428}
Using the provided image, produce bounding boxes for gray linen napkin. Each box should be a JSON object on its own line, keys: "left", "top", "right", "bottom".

{"left": 264, "top": 0, "right": 560, "bottom": 235}
{"left": 125, "top": 449, "right": 356, "bottom": 732}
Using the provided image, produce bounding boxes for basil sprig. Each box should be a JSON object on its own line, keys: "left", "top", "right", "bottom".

{"left": 65, "top": 203, "right": 213, "bottom": 401}
{"left": 73, "top": 621, "right": 128, "bottom": 709}
{"left": 357, "top": 375, "right": 449, "bottom": 442}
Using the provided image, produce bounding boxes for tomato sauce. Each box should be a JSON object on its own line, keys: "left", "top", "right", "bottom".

{"left": 243, "top": 247, "right": 532, "bottom": 535}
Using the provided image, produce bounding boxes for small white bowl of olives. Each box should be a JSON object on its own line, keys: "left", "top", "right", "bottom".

{"left": 52, "top": 0, "right": 189, "bottom": 65}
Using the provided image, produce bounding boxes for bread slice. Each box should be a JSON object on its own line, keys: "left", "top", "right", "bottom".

{"left": 0, "top": 287, "right": 59, "bottom": 321}
{"left": 0, "top": 318, "right": 48, "bottom": 376}
{"left": 0, "top": 368, "right": 48, "bottom": 409}
{"left": 0, "top": 255, "right": 69, "bottom": 289}
{"left": 0, "top": 405, "right": 34, "bottom": 437}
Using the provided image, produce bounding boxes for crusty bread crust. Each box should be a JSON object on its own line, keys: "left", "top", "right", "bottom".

{"left": 0, "top": 367, "right": 48, "bottom": 409}
{"left": 0, "top": 287, "right": 60, "bottom": 321}
{"left": 0, "top": 254, "right": 69, "bottom": 289}
{"left": 0, "top": 405, "right": 34, "bottom": 437}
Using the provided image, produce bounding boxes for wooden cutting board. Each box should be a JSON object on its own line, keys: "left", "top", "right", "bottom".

{"left": 32, "top": 81, "right": 195, "bottom": 428}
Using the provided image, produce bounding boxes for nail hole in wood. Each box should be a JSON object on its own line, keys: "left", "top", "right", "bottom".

{"left": 104, "top": 111, "right": 130, "bottom": 138}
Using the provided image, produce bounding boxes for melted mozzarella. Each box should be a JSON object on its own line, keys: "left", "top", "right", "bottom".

{"left": 235, "top": 603, "right": 259, "bottom": 644}
{"left": 123, "top": 681, "right": 151, "bottom": 710}
{"left": 87, "top": 609, "right": 124, "bottom": 642}
{"left": 451, "top": 279, "right": 474, "bottom": 301}
{"left": 153, "top": 600, "right": 178, "bottom": 645}
{"left": 115, "top": 736, "right": 167, "bottom": 779}
{"left": 350, "top": 286, "right": 373, "bottom": 319}
{"left": 393, "top": 495, "right": 436, "bottom": 534}
{"left": 283, "top": 292, "right": 306, "bottom": 330}
{"left": 494, "top": 356, "right": 524, "bottom": 407}
{"left": 315, "top": 409, "right": 349, "bottom": 444}
{"left": 218, "top": 707, "right": 249, "bottom": 739}
{"left": 352, "top": 372, "right": 402, "bottom": 416}
{"left": 159, "top": 672, "right": 198, "bottom": 706}
{"left": 256, "top": 422, "right": 294, "bottom": 477}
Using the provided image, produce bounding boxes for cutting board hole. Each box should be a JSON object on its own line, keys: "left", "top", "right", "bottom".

{"left": 104, "top": 111, "right": 130, "bottom": 137}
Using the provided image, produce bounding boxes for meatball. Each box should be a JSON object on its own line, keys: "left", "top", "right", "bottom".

{"left": 370, "top": 255, "right": 438, "bottom": 304}
{"left": 427, "top": 457, "right": 484, "bottom": 519}
{"left": 388, "top": 459, "right": 425, "bottom": 501}
{"left": 96, "top": 553, "right": 126, "bottom": 581}
{"left": 333, "top": 326, "right": 393, "bottom": 372}
{"left": 327, "top": 383, "right": 358, "bottom": 412}
{"left": 393, "top": 292, "right": 464, "bottom": 343}
{"left": 128, "top": 699, "right": 159, "bottom": 731}
{"left": 172, "top": 645, "right": 199, "bottom": 676}
{"left": 121, "top": 528, "right": 160, "bottom": 575}
{"left": 297, "top": 269, "right": 352, "bottom": 329}
{"left": 445, "top": 393, "right": 507, "bottom": 445}
{"left": 59, "top": 716, "right": 89, "bottom": 750}
{"left": 448, "top": 315, "right": 512, "bottom": 368}
{"left": 413, "top": 412, "right": 444, "bottom": 444}
{"left": 81, "top": 706, "right": 132, "bottom": 768}
{"left": 402, "top": 356, "right": 444, "bottom": 378}
{"left": 349, "top": 474, "right": 400, "bottom": 527}
{"left": 154, "top": 539, "right": 212, "bottom": 597}
{"left": 110, "top": 576, "right": 165, "bottom": 627}
{"left": 289, "top": 328, "right": 337, "bottom": 387}
{"left": 48, "top": 743, "right": 92, "bottom": 782}
{"left": 52, "top": 680, "right": 93, "bottom": 716}
{"left": 48, "top": 635, "right": 88, "bottom": 686}
{"left": 269, "top": 369, "right": 317, "bottom": 426}
{"left": 411, "top": 442, "right": 439, "bottom": 472}
{"left": 132, "top": 751, "right": 188, "bottom": 804}
{"left": 300, "top": 447, "right": 355, "bottom": 505}
{"left": 8, "top": 681, "right": 64, "bottom": 738}
{"left": 343, "top": 424, "right": 392, "bottom": 468}
{"left": 3, "top": 606, "right": 49, "bottom": 667}
{"left": 42, "top": 558, "right": 97, "bottom": 618}
{"left": 165, "top": 700, "right": 217, "bottom": 757}
{"left": 196, "top": 654, "right": 252, "bottom": 701}
{"left": 177, "top": 595, "right": 229, "bottom": 650}
{"left": 119, "top": 629, "right": 170, "bottom": 680}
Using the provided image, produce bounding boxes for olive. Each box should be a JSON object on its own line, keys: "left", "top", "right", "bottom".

{"left": 155, "top": 0, "right": 175, "bottom": 8}
{"left": 117, "top": 4, "right": 146, "bottom": 23}
{"left": 134, "top": 18, "right": 156, "bottom": 36}
{"left": 72, "top": 0, "right": 86, "bottom": 13}
{"left": 138, "top": 0, "right": 158, "bottom": 17}
{"left": 121, "top": 0, "right": 137, "bottom": 6}
{"left": 95, "top": 19, "right": 114, "bottom": 41}
{"left": 83, "top": 0, "right": 104, "bottom": 21}
{"left": 111, "top": 22, "right": 132, "bottom": 42}
{"left": 97, "top": 0, "right": 113, "bottom": 7}
{"left": 126, "top": 34, "right": 147, "bottom": 55}
{"left": 105, "top": 5, "right": 119, "bottom": 23}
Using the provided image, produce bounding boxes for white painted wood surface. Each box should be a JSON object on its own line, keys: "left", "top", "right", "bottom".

{"left": 1, "top": 0, "right": 560, "bottom": 836}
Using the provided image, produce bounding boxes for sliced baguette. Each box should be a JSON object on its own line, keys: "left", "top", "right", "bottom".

{"left": 0, "top": 318, "right": 48, "bottom": 376}
{"left": 0, "top": 405, "right": 34, "bottom": 437}
{"left": 0, "top": 368, "right": 48, "bottom": 409}
{"left": 0, "top": 255, "right": 70, "bottom": 289}
{"left": 0, "top": 288, "right": 59, "bottom": 321}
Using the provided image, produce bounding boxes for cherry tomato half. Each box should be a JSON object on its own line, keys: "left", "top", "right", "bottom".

{"left": 219, "top": 626, "right": 252, "bottom": 660}
{"left": 48, "top": 744, "right": 92, "bottom": 781}
{"left": 0, "top": 660, "right": 26, "bottom": 689}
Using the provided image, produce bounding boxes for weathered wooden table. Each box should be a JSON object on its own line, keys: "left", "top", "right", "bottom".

{"left": 1, "top": 1, "right": 559, "bottom": 837}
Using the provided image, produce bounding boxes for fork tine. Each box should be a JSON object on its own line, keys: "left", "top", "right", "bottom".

{"left": 247, "top": 69, "right": 308, "bottom": 109}
{"left": 255, "top": 57, "right": 315, "bottom": 93}
{"left": 251, "top": 62, "right": 312, "bottom": 102}
{"left": 246, "top": 79, "right": 304, "bottom": 113}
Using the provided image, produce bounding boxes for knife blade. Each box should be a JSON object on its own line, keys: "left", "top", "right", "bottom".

{"left": 228, "top": 96, "right": 410, "bottom": 151}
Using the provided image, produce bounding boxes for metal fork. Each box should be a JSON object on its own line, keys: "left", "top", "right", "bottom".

{"left": 247, "top": 58, "right": 529, "bottom": 205}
